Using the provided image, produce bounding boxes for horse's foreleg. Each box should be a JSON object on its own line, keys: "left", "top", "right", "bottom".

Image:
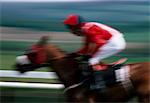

{"left": 88, "top": 95, "right": 96, "bottom": 103}
{"left": 87, "top": 92, "right": 97, "bottom": 103}
{"left": 137, "top": 93, "right": 150, "bottom": 103}
{"left": 66, "top": 91, "right": 86, "bottom": 103}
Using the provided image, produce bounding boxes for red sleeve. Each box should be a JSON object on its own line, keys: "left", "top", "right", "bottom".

{"left": 76, "top": 36, "right": 106, "bottom": 55}
{"left": 77, "top": 38, "right": 89, "bottom": 54}
{"left": 81, "top": 24, "right": 112, "bottom": 55}
{"left": 91, "top": 35, "right": 107, "bottom": 47}
{"left": 85, "top": 25, "right": 110, "bottom": 47}
{"left": 78, "top": 24, "right": 112, "bottom": 55}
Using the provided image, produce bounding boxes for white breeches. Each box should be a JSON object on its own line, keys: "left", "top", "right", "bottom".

{"left": 89, "top": 35, "right": 126, "bottom": 65}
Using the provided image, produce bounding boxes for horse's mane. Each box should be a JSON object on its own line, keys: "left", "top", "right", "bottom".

{"left": 47, "top": 43, "right": 66, "bottom": 54}
{"left": 45, "top": 43, "right": 68, "bottom": 60}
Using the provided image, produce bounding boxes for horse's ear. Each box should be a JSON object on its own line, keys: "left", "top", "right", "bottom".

{"left": 37, "top": 36, "right": 49, "bottom": 45}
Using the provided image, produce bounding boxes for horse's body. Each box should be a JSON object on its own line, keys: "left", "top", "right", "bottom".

{"left": 16, "top": 42, "right": 150, "bottom": 103}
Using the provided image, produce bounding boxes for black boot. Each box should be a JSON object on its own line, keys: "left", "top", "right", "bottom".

{"left": 90, "top": 71, "right": 106, "bottom": 91}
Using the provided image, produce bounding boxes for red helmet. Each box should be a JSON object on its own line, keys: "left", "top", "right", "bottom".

{"left": 63, "top": 14, "right": 80, "bottom": 26}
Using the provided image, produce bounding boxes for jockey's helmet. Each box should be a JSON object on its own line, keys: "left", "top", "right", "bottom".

{"left": 63, "top": 14, "right": 82, "bottom": 26}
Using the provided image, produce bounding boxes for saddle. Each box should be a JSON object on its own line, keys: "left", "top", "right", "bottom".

{"left": 79, "top": 58, "right": 128, "bottom": 91}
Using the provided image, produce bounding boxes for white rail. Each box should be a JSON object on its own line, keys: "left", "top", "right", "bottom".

{"left": 0, "top": 70, "right": 64, "bottom": 89}
{"left": 0, "top": 70, "right": 58, "bottom": 79}
{"left": 0, "top": 82, "right": 64, "bottom": 89}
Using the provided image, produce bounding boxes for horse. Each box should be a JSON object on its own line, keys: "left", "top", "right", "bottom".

{"left": 15, "top": 37, "right": 150, "bottom": 103}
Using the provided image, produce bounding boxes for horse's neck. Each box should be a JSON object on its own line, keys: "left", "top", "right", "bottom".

{"left": 51, "top": 58, "right": 79, "bottom": 87}
{"left": 46, "top": 44, "right": 66, "bottom": 60}
{"left": 46, "top": 44, "right": 79, "bottom": 87}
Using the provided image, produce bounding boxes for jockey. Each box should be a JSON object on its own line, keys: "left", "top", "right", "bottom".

{"left": 63, "top": 14, "right": 126, "bottom": 71}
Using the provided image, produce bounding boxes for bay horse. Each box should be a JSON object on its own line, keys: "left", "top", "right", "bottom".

{"left": 15, "top": 37, "right": 150, "bottom": 103}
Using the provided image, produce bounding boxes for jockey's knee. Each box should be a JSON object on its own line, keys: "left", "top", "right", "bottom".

{"left": 115, "top": 40, "right": 126, "bottom": 50}
{"left": 89, "top": 58, "right": 99, "bottom": 65}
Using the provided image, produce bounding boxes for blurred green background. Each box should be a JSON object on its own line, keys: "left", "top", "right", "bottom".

{"left": 1, "top": 1, "right": 149, "bottom": 34}
{"left": 0, "top": 0, "right": 149, "bottom": 103}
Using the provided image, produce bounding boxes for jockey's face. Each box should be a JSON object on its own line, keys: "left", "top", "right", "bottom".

{"left": 67, "top": 25, "right": 83, "bottom": 36}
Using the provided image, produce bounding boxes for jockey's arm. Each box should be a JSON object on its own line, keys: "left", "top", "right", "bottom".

{"left": 80, "top": 25, "right": 109, "bottom": 56}
{"left": 77, "top": 38, "right": 107, "bottom": 56}
{"left": 77, "top": 37, "right": 89, "bottom": 54}
{"left": 87, "top": 39, "right": 106, "bottom": 55}
{"left": 87, "top": 34, "right": 107, "bottom": 55}
{"left": 86, "top": 42, "right": 100, "bottom": 55}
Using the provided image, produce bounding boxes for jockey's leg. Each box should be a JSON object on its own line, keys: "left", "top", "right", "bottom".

{"left": 88, "top": 35, "right": 126, "bottom": 91}
{"left": 89, "top": 35, "right": 126, "bottom": 71}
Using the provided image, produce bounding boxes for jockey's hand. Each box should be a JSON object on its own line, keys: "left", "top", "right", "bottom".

{"left": 67, "top": 53, "right": 81, "bottom": 58}
{"left": 80, "top": 54, "right": 91, "bottom": 61}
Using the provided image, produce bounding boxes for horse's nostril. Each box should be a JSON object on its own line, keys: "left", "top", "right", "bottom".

{"left": 14, "top": 64, "right": 26, "bottom": 74}
{"left": 14, "top": 64, "right": 20, "bottom": 70}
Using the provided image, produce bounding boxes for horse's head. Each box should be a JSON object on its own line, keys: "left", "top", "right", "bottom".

{"left": 15, "top": 36, "right": 66, "bottom": 73}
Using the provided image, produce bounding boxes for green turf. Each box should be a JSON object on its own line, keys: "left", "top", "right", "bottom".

{"left": 0, "top": 87, "right": 138, "bottom": 103}
{"left": 1, "top": 87, "right": 66, "bottom": 103}
{"left": 0, "top": 77, "right": 60, "bottom": 83}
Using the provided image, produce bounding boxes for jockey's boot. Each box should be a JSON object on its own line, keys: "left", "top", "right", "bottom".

{"left": 90, "top": 70, "right": 106, "bottom": 91}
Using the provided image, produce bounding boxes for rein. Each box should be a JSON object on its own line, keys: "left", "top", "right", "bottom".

{"left": 63, "top": 78, "right": 88, "bottom": 93}
{"left": 48, "top": 55, "right": 67, "bottom": 62}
